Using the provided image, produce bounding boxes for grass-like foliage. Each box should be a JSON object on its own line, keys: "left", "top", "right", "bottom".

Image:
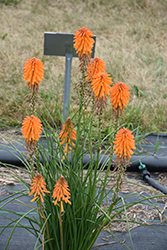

{"left": 0, "top": 26, "right": 167, "bottom": 250}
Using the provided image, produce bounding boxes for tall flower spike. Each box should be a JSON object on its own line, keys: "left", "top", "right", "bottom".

{"left": 59, "top": 117, "right": 76, "bottom": 158}
{"left": 24, "top": 57, "right": 44, "bottom": 92}
{"left": 22, "top": 115, "right": 42, "bottom": 144}
{"left": 87, "top": 57, "right": 106, "bottom": 81}
{"left": 73, "top": 26, "right": 95, "bottom": 58}
{"left": 113, "top": 127, "right": 136, "bottom": 164}
{"left": 52, "top": 176, "right": 71, "bottom": 213}
{"left": 29, "top": 173, "right": 50, "bottom": 203}
{"left": 110, "top": 82, "right": 130, "bottom": 113}
{"left": 91, "top": 72, "right": 112, "bottom": 99}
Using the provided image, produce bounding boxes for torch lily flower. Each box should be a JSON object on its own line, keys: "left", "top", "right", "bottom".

{"left": 22, "top": 115, "right": 42, "bottom": 144}
{"left": 24, "top": 57, "right": 44, "bottom": 92}
{"left": 52, "top": 176, "right": 71, "bottom": 213}
{"left": 91, "top": 71, "right": 112, "bottom": 99}
{"left": 110, "top": 82, "right": 130, "bottom": 112}
{"left": 73, "top": 26, "right": 95, "bottom": 58}
{"left": 29, "top": 173, "right": 50, "bottom": 203}
{"left": 87, "top": 57, "right": 106, "bottom": 81}
{"left": 59, "top": 117, "right": 76, "bottom": 158}
{"left": 113, "top": 127, "right": 136, "bottom": 163}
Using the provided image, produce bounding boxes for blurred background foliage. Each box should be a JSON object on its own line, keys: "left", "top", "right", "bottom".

{"left": 0, "top": 0, "right": 167, "bottom": 133}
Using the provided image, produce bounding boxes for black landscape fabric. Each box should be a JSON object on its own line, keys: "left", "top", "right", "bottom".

{"left": 0, "top": 185, "right": 167, "bottom": 250}
{"left": 0, "top": 133, "right": 167, "bottom": 249}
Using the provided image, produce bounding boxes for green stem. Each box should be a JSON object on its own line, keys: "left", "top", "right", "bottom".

{"left": 102, "top": 163, "right": 124, "bottom": 230}
{"left": 98, "top": 105, "right": 103, "bottom": 144}
{"left": 30, "top": 152, "right": 35, "bottom": 179}
{"left": 59, "top": 211, "right": 64, "bottom": 250}
{"left": 39, "top": 199, "right": 53, "bottom": 250}
{"left": 67, "top": 144, "right": 69, "bottom": 163}
{"left": 109, "top": 164, "right": 123, "bottom": 213}
{"left": 31, "top": 87, "right": 37, "bottom": 115}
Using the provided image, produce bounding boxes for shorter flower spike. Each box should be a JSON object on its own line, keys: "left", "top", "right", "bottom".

{"left": 73, "top": 26, "right": 95, "bottom": 58}
{"left": 110, "top": 82, "right": 130, "bottom": 112}
{"left": 59, "top": 117, "right": 76, "bottom": 158}
{"left": 87, "top": 57, "right": 106, "bottom": 81}
{"left": 113, "top": 127, "right": 136, "bottom": 163}
{"left": 29, "top": 173, "right": 50, "bottom": 203}
{"left": 24, "top": 57, "right": 44, "bottom": 92}
{"left": 91, "top": 72, "right": 112, "bottom": 99}
{"left": 52, "top": 176, "right": 71, "bottom": 213}
{"left": 22, "top": 115, "right": 42, "bottom": 143}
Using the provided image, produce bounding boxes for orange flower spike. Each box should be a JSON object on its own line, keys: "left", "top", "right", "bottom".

{"left": 91, "top": 72, "right": 112, "bottom": 99}
{"left": 52, "top": 176, "right": 71, "bottom": 212}
{"left": 59, "top": 117, "right": 76, "bottom": 148}
{"left": 110, "top": 82, "right": 130, "bottom": 111}
{"left": 29, "top": 173, "right": 50, "bottom": 203}
{"left": 73, "top": 27, "right": 95, "bottom": 58}
{"left": 113, "top": 127, "right": 136, "bottom": 162}
{"left": 24, "top": 57, "right": 44, "bottom": 90}
{"left": 22, "top": 115, "right": 42, "bottom": 143}
{"left": 87, "top": 57, "right": 106, "bottom": 81}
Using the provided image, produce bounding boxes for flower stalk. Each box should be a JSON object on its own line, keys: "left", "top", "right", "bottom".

{"left": 24, "top": 57, "right": 44, "bottom": 115}
{"left": 59, "top": 211, "right": 64, "bottom": 250}
{"left": 52, "top": 176, "right": 71, "bottom": 250}
{"left": 39, "top": 199, "right": 53, "bottom": 250}
{"left": 74, "top": 26, "right": 95, "bottom": 104}
{"left": 29, "top": 173, "right": 53, "bottom": 249}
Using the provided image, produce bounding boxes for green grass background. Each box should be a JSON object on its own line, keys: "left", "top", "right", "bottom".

{"left": 0, "top": 0, "right": 167, "bottom": 133}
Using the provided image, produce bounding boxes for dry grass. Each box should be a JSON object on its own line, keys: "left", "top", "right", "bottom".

{"left": 0, "top": 0, "right": 167, "bottom": 132}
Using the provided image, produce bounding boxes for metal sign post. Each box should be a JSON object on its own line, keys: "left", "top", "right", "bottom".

{"left": 44, "top": 32, "right": 96, "bottom": 121}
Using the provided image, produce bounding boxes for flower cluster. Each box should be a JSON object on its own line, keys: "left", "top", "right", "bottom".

{"left": 87, "top": 57, "right": 106, "bottom": 81}
{"left": 113, "top": 127, "right": 136, "bottom": 164}
{"left": 52, "top": 176, "right": 71, "bottom": 213}
{"left": 110, "top": 82, "right": 130, "bottom": 113}
{"left": 24, "top": 57, "right": 44, "bottom": 92}
{"left": 91, "top": 72, "right": 112, "bottom": 100}
{"left": 73, "top": 26, "right": 95, "bottom": 58}
{"left": 22, "top": 115, "right": 42, "bottom": 153}
{"left": 22, "top": 115, "right": 42, "bottom": 143}
{"left": 29, "top": 174, "right": 71, "bottom": 213}
{"left": 29, "top": 173, "right": 50, "bottom": 203}
{"left": 59, "top": 117, "right": 76, "bottom": 159}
